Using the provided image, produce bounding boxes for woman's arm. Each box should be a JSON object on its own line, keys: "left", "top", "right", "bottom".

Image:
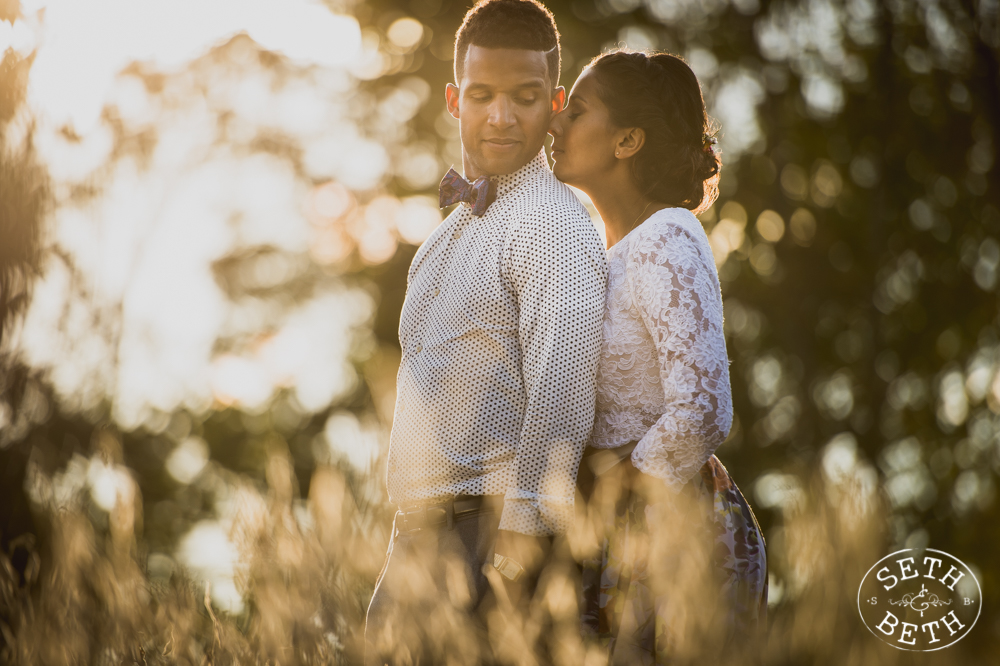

{"left": 625, "top": 221, "right": 733, "bottom": 490}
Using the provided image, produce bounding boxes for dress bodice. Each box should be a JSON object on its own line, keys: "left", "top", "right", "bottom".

{"left": 591, "top": 207, "right": 733, "bottom": 490}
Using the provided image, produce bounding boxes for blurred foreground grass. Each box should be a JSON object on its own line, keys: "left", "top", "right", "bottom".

{"left": 3, "top": 0, "right": 1000, "bottom": 663}
{"left": 0, "top": 439, "right": 965, "bottom": 665}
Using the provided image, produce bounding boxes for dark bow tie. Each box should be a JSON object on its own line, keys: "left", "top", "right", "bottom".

{"left": 438, "top": 168, "right": 497, "bottom": 216}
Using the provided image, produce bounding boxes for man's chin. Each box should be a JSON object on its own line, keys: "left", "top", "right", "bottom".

{"left": 471, "top": 148, "right": 538, "bottom": 178}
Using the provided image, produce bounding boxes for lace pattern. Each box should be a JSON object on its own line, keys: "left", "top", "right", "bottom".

{"left": 592, "top": 207, "right": 733, "bottom": 491}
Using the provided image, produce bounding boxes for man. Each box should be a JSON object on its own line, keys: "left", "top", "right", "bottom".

{"left": 365, "top": 0, "right": 607, "bottom": 662}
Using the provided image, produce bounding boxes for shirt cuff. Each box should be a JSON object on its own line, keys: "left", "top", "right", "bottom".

{"left": 497, "top": 494, "right": 574, "bottom": 536}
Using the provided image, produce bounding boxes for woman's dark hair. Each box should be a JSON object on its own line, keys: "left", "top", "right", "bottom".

{"left": 454, "top": 0, "right": 561, "bottom": 87}
{"left": 587, "top": 51, "right": 720, "bottom": 213}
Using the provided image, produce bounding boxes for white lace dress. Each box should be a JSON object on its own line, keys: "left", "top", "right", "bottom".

{"left": 582, "top": 207, "right": 767, "bottom": 661}
{"left": 590, "top": 207, "right": 732, "bottom": 487}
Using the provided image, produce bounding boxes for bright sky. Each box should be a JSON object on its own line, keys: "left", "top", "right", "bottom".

{"left": 10, "top": 0, "right": 361, "bottom": 132}
{"left": 5, "top": 2, "right": 379, "bottom": 609}
{"left": 11, "top": 0, "right": 401, "bottom": 430}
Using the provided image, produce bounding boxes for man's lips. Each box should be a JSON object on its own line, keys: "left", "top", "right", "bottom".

{"left": 483, "top": 138, "right": 520, "bottom": 149}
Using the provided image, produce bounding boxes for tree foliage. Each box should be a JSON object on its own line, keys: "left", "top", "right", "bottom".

{"left": 1, "top": 0, "right": 999, "bottom": 662}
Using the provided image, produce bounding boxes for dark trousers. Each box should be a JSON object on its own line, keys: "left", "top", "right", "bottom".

{"left": 364, "top": 500, "right": 502, "bottom": 666}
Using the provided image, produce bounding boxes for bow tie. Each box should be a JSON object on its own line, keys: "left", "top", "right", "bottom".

{"left": 438, "top": 168, "right": 497, "bottom": 216}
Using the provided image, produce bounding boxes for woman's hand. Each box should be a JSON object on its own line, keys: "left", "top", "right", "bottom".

{"left": 623, "top": 456, "right": 662, "bottom": 494}
{"left": 624, "top": 457, "right": 684, "bottom": 524}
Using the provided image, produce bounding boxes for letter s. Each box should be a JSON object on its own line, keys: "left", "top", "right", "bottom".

{"left": 877, "top": 566, "right": 898, "bottom": 591}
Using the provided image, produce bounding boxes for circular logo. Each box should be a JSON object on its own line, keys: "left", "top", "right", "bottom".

{"left": 858, "top": 548, "right": 981, "bottom": 651}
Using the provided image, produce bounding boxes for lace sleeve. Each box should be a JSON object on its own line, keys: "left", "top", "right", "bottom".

{"left": 625, "top": 221, "right": 733, "bottom": 490}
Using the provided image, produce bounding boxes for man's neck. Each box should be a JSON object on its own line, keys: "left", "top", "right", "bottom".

{"left": 462, "top": 151, "right": 538, "bottom": 181}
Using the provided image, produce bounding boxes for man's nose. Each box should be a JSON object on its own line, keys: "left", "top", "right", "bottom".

{"left": 488, "top": 96, "right": 515, "bottom": 128}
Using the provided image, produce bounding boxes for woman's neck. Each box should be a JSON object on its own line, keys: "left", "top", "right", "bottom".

{"left": 586, "top": 175, "right": 668, "bottom": 248}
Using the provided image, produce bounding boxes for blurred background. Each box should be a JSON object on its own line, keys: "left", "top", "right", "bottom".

{"left": 0, "top": 0, "right": 997, "bottom": 663}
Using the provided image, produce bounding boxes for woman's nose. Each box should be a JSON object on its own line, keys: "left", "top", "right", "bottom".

{"left": 548, "top": 112, "right": 564, "bottom": 136}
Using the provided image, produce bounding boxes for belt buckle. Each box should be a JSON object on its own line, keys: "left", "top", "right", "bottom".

{"left": 427, "top": 504, "right": 449, "bottom": 529}
{"left": 398, "top": 499, "right": 453, "bottom": 532}
{"left": 397, "top": 505, "right": 423, "bottom": 533}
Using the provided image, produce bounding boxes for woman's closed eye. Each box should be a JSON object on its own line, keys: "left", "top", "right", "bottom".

{"left": 564, "top": 103, "right": 583, "bottom": 121}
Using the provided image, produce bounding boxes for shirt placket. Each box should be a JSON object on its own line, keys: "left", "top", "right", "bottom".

{"left": 406, "top": 210, "right": 473, "bottom": 357}
{"left": 401, "top": 155, "right": 533, "bottom": 357}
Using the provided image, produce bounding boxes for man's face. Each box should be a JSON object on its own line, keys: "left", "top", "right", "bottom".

{"left": 446, "top": 45, "right": 564, "bottom": 179}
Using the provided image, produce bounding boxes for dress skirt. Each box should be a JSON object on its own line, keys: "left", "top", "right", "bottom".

{"left": 579, "top": 451, "right": 768, "bottom": 665}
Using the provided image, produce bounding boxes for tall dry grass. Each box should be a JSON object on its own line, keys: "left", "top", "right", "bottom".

{"left": 0, "top": 440, "right": 973, "bottom": 665}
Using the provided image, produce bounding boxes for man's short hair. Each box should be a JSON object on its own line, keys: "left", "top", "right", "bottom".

{"left": 453, "top": 0, "right": 561, "bottom": 87}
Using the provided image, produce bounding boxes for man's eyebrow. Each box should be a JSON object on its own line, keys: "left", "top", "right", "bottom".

{"left": 464, "top": 79, "right": 548, "bottom": 91}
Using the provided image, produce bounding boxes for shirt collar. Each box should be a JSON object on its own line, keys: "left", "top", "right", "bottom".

{"left": 464, "top": 148, "right": 549, "bottom": 204}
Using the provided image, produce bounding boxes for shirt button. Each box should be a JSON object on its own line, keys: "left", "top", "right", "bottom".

{"left": 433, "top": 288, "right": 440, "bottom": 297}
{"left": 452, "top": 230, "right": 462, "bottom": 239}
{"left": 415, "top": 344, "right": 423, "bottom": 353}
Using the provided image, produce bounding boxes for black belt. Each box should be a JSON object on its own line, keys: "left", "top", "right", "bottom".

{"left": 395, "top": 494, "right": 503, "bottom": 532}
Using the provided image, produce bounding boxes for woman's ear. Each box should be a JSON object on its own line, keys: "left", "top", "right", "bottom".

{"left": 615, "top": 128, "right": 646, "bottom": 159}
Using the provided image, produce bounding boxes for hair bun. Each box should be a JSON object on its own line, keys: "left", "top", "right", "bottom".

{"left": 587, "top": 50, "right": 720, "bottom": 213}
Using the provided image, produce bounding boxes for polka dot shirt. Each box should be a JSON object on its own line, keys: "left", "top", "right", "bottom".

{"left": 386, "top": 149, "right": 608, "bottom": 536}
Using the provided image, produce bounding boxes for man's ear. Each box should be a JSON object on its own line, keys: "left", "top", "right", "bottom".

{"left": 445, "top": 83, "right": 460, "bottom": 119}
{"left": 551, "top": 86, "right": 566, "bottom": 114}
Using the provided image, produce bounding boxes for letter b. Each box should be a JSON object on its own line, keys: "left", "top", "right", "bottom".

{"left": 877, "top": 611, "right": 900, "bottom": 636}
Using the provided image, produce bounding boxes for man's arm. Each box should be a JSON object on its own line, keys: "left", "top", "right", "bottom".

{"left": 498, "top": 203, "right": 607, "bottom": 541}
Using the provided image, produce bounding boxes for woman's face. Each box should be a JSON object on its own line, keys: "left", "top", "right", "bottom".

{"left": 548, "top": 69, "right": 620, "bottom": 191}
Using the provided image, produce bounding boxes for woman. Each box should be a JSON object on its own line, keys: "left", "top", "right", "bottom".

{"left": 549, "top": 51, "right": 767, "bottom": 663}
